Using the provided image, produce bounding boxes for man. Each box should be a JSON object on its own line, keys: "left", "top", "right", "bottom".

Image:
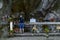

{"left": 19, "top": 15, "right": 24, "bottom": 33}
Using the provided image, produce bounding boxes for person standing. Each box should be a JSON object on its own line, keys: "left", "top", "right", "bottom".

{"left": 19, "top": 15, "right": 24, "bottom": 33}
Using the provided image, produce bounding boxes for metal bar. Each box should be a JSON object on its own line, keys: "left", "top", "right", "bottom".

{"left": 27, "top": 22, "right": 60, "bottom": 25}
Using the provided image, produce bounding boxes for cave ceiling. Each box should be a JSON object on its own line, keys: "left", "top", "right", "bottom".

{"left": 11, "top": 0, "right": 41, "bottom": 13}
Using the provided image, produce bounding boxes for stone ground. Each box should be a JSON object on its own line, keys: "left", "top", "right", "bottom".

{"left": 0, "top": 36, "right": 60, "bottom": 40}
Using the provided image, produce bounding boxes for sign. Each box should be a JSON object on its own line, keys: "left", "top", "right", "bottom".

{"left": 30, "top": 18, "right": 36, "bottom": 22}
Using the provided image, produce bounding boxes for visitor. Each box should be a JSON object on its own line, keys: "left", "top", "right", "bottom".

{"left": 19, "top": 15, "right": 24, "bottom": 33}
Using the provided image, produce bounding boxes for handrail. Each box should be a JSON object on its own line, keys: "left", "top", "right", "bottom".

{"left": 1, "top": 22, "right": 60, "bottom": 25}
{"left": 25, "top": 22, "right": 60, "bottom": 25}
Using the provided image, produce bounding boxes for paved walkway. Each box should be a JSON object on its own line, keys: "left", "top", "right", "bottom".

{"left": 0, "top": 36, "right": 60, "bottom": 40}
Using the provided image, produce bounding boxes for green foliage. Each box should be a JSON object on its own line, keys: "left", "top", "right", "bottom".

{"left": 0, "top": 27, "right": 3, "bottom": 30}
{"left": 0, "top": 25, "right": 9, "bottom": 31}
{"left": 42, "top": 25, "right": 50, "bottom": 33}
{"left": 8, "top": 17, "right": 13, "bottom": 21}
{"left": 9, "top": 30, "right": 14, "bottom": 33}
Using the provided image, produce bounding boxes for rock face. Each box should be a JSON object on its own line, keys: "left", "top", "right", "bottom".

{"left": 0, "top": 0, "right": 12, "bottom": 21}
{"left": 0, "top": 0, "right": 60, "bottom": 19}
{"left": 0, "top": 0, "right": 12, "bottom": 37}
{"left": 0, "top": 0, "right": 60, "bottom": 16}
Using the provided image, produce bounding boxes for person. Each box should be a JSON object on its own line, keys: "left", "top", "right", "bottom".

{"left": 30, "top": 17, "right": 40, "bottom": 33}
{"left": 19, "top": 15, "right": 24, "bottom": 33}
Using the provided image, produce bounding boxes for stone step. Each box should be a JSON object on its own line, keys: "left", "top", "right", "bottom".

{"left": 12, "top": 33, "right": 60, "bottom": 37}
